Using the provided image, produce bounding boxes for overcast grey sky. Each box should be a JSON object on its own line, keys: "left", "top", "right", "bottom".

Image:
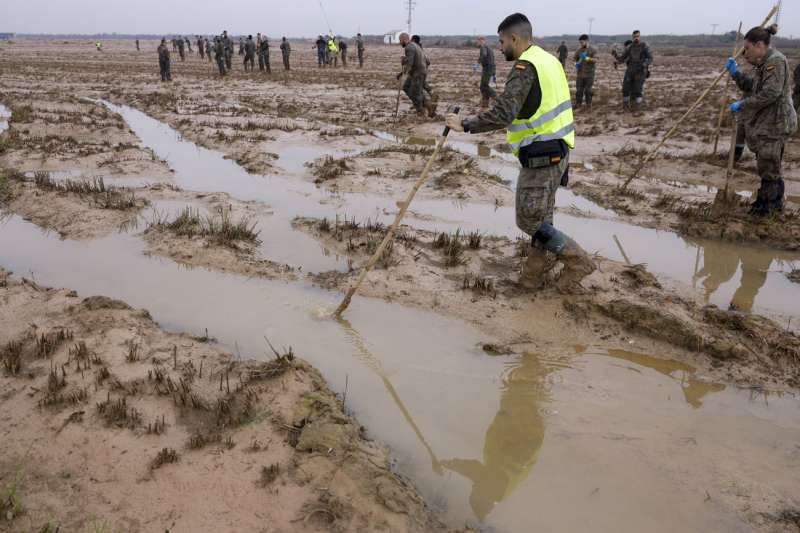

{"left": 1, "top": 0, "right": 796, "bottom": 38}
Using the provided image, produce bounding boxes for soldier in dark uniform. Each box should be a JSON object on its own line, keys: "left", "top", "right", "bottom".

{"left": 256, "top": 33, "right": 264, "bottom": 70}
{"left": 315, "top": 35, "right": 327, "bottom": 67}
{"left": 205, "top": 38, "right": 212, "bottom": 62}
{"left": 356, "top": 33, "right": 365, "bottom": 67}
{"left": 398, "top": 33, "right": 435, "bottom": 117}
{"left": 727, "top": 24, "right": 798, "bottom": 215}
{"left": 280, "top": 38, "right": 291, "bottom": 70}
{"left": 557, "top": 41, "right": 568, "bottom": 68}
{"left": 244, "top": 35, "right": 256, "bottom": 71}
{"left": 197, "top": 36, "right": 205, "bottom": 59}
{"left": 478, "top": 36, "right": 496, "bottom": 108}
{"left": 445, "top": 13, "right": 593, "bottom": 287}
{"left": 185, "top": 37, "right": 192, "bottom": 53}
{"left": 260, "top": 37, "right": 271, "bottom": 73}
{"left": 573, "top": 34, "right": 597, "bottom": 108}
{"left": 177, "top": 37, "right": 185, "bottom": 61}
{"left": 214, "top": 37, "right": 227, "bottom": 76}
{"left": 135, "top": 39, "right": 140, "bottom": 51}
{"left": 223, "top": 31, "right": 233, "bottom": 70}
{"left": 157, "top": 39, "right": 171, "bottom": 82}
{"left": 340, "top": 39, "right": 348, "bottom": 67}
{"left": 617, "top": 30, "right": 652, "bottom": 109}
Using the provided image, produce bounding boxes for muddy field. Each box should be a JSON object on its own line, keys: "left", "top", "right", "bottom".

{"left": 1, "top": 39, "right": 800, "bottom": 532}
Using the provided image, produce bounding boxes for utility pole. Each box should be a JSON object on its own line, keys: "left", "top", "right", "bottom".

{"left": 710, "top": 23, "right": 719, "bottom": 36}
{"left": 775, "top": 0, "right": 782, "bottom": 26}
{"left": 405, "top": 0, "right": 417, "bottom": 35}
{"left": 588, "top": 17, "right": 595, "bottom": 38}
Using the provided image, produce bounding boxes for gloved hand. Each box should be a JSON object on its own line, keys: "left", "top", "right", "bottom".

{"left": 580, "top": 52, "right": 587, "bottom": 61}
{"left": 729, "top": 101, "right": 742, "bottom": 113}
{"left": 396, "top": 72, "right": 403, "bottom": 80}
{"left": 575, "top": 62, "right": 582, "bottom": 70}
{"left": 725, "top": 57, "right": 737, "bottom": 76}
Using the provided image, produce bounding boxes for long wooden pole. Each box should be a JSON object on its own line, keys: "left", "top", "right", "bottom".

{"left": 333, "top": 108, "right": 460, "bottom": 318}
{"left": 623, "top": 5, "right": 778, "bottom": 188}
{"left": 394, "top": 75, "right": 404, "bottom": 120}
{"left": 712, "top": 22, "right": 742, "bottom": 155}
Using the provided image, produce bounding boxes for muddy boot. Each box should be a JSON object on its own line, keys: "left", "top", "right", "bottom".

{"left": 734, "top": 145, "right": 744, "bottom": 162}
{"left": 519, "top": 247, "right": 558, "bottom": 290}
{"left": 480, "top": 96, "right": 489, "bottom": 109}
{"left": 425, "top": 99, "right": 438, "bottom": 118}
{"left": 762, "top": 178, "right": 785, "bottom": 214}
{"left": 622, "top": 98, "right": 631, "bottom": 111}
{"left": 748, "top": 178, "right": 768, "bottom": 215}
{"left": 556, "top": 237, "right": 596, "bottom": 287}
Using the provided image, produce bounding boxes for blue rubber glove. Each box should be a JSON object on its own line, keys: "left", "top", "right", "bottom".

{"left": 575, "top": 62, "right": 581, "bottom": 70}
{"left": 725, "top": 57, "right": 737, "bottom": 76}
{"left": 729, "top": 101, "right": 742, "bottom": 113}
{"left": 580, "top": 52, "right": 587, "bottom": 61}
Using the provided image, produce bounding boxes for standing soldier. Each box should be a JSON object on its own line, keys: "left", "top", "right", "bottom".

{"left": 726, "top": 24, "right": 797, "bottom": 215}
{"left": 135, "top": 39, "right": 140, "bottom": 51}
{"left": 340, "top": 38, "right": 348, "bottom": 67}
{"left": 157, "top": 39, "right": 172, "bottom": 82}
{"left": 445, "top": 13, "right": 593, "bottom": 287}
{"left": 280, "top": 38, "right": 291, "bottom": 70}
{"left": 398, "top": 33, "right": 436, "bottom": 117}
{"left": 557, "top": 41, "right": 568, "bottom": 68}
{"left": 214, "top": 37, "right": 227, "bottom": 76}
{"left": 172, "top": 38, "right": 177, "bottom": 52}
{"left": 617, "top": 30, "right": 652, "bottom": 109}
{"left": 573, "top": 34, "right": 597, "bottom": 108}
{"left": 239, "top": 37, "right": 245, "bottom": 56}
{"left": 256, "top": 33, "right": 264, "bottom": 71}
{"left": 412, "top": 35, "right": 436, "bottom": 103}
{"left": 177, "top": 37, "right": 185, "bottom": 61}
{"left": 327, "top": 36, "right": 339, "bottom": 67}
{"left": 197, "top": 36, "right": 205, "bottom": 59}
{"left": 186, "top": 37, "right": 192, "bottom": 53}
{"left": 244, "top": 35, "right": 256, "bottom": 71}
{"left": 205, "top": 38, "right": 212, "bottom": 62}
{"left": 356, "top": 33, "right": 365, "bottom": 67}
{"left": 316, "top": 35, "right": 327, "bottom": 67}
{"left": 223, "top": 31, "right": 233, "bottom": 70}
{"left": 260, "top": 36, "right": 271, "bottom": 73}
{"left": 477, "top": 36, "right": 496, "bottom": 108}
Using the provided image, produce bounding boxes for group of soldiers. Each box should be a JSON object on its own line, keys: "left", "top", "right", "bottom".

{"left": 313, "top": 34, "right": 366, "bottom": 68}
{"left": 398, "top": 33, "right": 438, "bottom": 117}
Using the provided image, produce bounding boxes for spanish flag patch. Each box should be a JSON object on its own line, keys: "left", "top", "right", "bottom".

{"left": 515, "top": 63, "right": 527, "bottom": 70}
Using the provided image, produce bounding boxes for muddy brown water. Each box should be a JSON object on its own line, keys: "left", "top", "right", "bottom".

{"left": 3, "top": 103, "right": 800, "bottom": 531}
{"left": 103, "top": 101, "right": 800, "bottom": 323}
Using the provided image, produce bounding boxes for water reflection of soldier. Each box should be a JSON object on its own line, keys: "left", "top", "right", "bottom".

{"left": 691, "top": 238, "right": 775, "bottom": 312}
{"left": 441, "top": 353, "right": 553, "bottom": 520}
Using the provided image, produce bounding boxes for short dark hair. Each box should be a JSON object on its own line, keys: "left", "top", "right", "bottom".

{"left": 632, "top": 30, "right": 640, "bottom": 36}
{"left": 497, "top": 13, "right": 533, "bottom": 40}
{"left": 579, "top": 34, "right": 589, "bottom": 41}
{"left": 411, "top": 34, "right": 420, "bottom": 44}
{"left": 745, "top": 24, "right": 777, "bottom": 45}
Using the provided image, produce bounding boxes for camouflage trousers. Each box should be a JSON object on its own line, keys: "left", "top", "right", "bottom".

{"left": 358, "top": 49, "right": 364, "bottom": 67}
{"left": 159, "top": 59, "right": 171, "bottom": 82}
{"left": 623, "top": 67, "right": 646, "bottom": 99}
{"left": 480, "top": 65, "right": 496, "bottom": 99}
{"left": 751, "top": 139, "right": 785, "bottom": 182}
{"left": 403, "top": 73, "right": 429, "bottom": 112}
{"left": 215, "top": 56, "right": 227, "bottom": 76}
{"left": 282, "top": 53, "right": 290, "bottom": 70}
{"left": 575, "top": 74, "right": 594, "bottom": 105}
{"left": 515, "top": 153, "right": 569, "bottom": 236}
{"left": 244, "top": 53, "right": 255, "bottom": 71}
{"left": 735, "top": 120, "right": 746, "bottom": 148}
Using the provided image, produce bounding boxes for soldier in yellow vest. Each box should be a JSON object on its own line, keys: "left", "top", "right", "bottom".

{"left": 446, "top": 12, "right": 595, "bottom": 287}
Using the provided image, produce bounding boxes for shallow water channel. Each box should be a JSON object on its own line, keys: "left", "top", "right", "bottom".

{"left": 1, "top": 103, "right": 799, "bottom": 531}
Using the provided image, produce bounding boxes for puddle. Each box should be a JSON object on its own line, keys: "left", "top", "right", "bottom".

{"left": 2, "top": 213, "right": 799, "bottom": 532}
{"left": 0, "top": 105, "right": 10, "bottom": 134}
{"left": 103, "top": 102, "right": 800, "bottom": 324}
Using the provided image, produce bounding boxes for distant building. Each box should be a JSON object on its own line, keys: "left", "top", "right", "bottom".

{"left": 384, "top": 30, "right": 404, "bottom": 45}
{"left": 0, "top": 33, "right": 14, "bottom": 40}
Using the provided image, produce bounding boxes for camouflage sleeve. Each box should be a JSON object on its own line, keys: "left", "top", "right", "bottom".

{"left": 466, "top": 61, "right": 538, "bottom": 134}
{"left": 402, "top": 45, "right": 414, "bottom": 71}
{"left": 588, "top": 46, "right": 598, "bottom": 63}
{"left": 573, "top": 49, "right": 581, "bottom": 62}
{"left": 741, "top": 57, "right": 787, "bottom": 113}
{"left": 733, "top": 70, "right": 755, "bottom": 93}
{"left": 618, "top": 46, "right": 630, "bottom": 64}
{"left": 643, "top": 44, "right": 653, "bottom": 66}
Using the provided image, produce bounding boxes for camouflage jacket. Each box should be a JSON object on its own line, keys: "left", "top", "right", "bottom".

{"left": 157, "top": 44, "right": 170, "bottom": 62}
{"left": 619, "top": 41, "right": 652, "bottom": 72}
{"left": 280, "top": 41, "right": 291, "bottom": 54}
{"left": 356, "top": 38, "right": 364, "bottom": 51}
{"left": 557, "top": 45, "right": 568, "bottom": 59}
{"left": 245, "top": 40, "right": 256, "bottom": 55}
{"left": 465, "top": 54, "right": 542, "bottom": 134}
{"left": 402, "top": 42, "right": 427, "bottom": 76}
{"left": 479, "top": 44, "right": 495, "bottom": 68}
{"left": 573, "top": 45, "right": 598, "bottom": 78}
{"left": 733, "top": 48, "right": 798, "bottom": 139}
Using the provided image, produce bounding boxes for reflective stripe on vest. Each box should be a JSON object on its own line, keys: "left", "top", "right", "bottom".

{"left": 506, "top": 45, "right": 575, "bottom": 155}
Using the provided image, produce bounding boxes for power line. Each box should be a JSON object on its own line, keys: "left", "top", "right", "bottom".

{"left": 710, "top": 23, "right": 718, "bottom": 36}
{"left": 405, "top": 0, "right": 417, "bottom": 35}
{"left": 316, "top": 0, "right": 333, "bottom": 35}
{"left": 588, "top": 17, "right": 595, "bottom": 38}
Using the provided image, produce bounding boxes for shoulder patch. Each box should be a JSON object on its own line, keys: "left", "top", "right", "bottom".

{"left": 515, "top": 63, "right": 527, "bottom": 70}
{"left": 766, "top": 65, "right": 775, "bottom": 71}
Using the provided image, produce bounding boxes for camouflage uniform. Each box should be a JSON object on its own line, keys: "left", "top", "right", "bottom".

{"left": 185, "top": 38, "right": 192, "bottom": 52}
{"left": 618, "top": 40, "right": 652, "bottom": 104}
{"left": 244, "top": 37, "right": 256, "bottom": 71}
{"left": 135, "top": 39, "right": 140, "bottom": 51}
{"left": 340, "top": 40, "right": 348, "bottom": 67}
{"left": 205, "top": 39, "right": 212, "bottom": 62}
{"left": 316, "top": 37, "right": 326, "bottom": 67}
{"left": 157, "top": 42, "right": 171, "bottom": 81}
{"left": 260, "top": 38, "right": 271, "bottom": 73}
{"left": 223, "top": 33, "right": 233, "bottom": 70}
{"left": 793, "top": 63, "right": 800, "bottom": 113}
{"left": 479, "top": 43, "right": 497, "bottom": 102}
{"left": 256, "top": 35, "right": 264, "bottom": 70}
{"left": 732, "top": 48, "right": 798, "bottom": 210}
{"left": 557, "top": 44, "right": 568, "bottom": 68}
{"left": 280, "top": 39, "right": 291, "bottom": 70}
{"left": 198, "top": 37, "right": 205, "bottom": 59}
{"left": 214, "top": 38, "right": 227, "bottom": 76}
{"left": 401, "top": 41, "right": 431, "bottom": 114}
{"left": 177, "top": 38, "right": 185, "bottom": 61}
{"left": 356, "top": 36, "right": 365, "bottom": 67}
{"left": 573, "top": 44, "right": 597, "bottom": 106}
{"left": 463, "top": 58, "right": 570, "bottom": 236}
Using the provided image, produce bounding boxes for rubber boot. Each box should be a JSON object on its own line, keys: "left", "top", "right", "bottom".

{"left": 748, "top": 178, "right": 768, "bottom": 215}
{"left": 519, "top": 247, "right": 557, "bottom": 290}
{"left": 480, "top": 96, "right": 489, "bottom": 109}
{"left": 734, "top": 145, "right": 744, "bottom": 162}
{"left": 623, "top": 97, "right": 631, "bottom": 111}
{"left": 425, "top": 99, "right": 438, "bottom": 118}
{"left": 761, "top": 178, "right": 784, "bottom": 214}
{"left": 557, "top": 236, "right": 597, "bottom": 285}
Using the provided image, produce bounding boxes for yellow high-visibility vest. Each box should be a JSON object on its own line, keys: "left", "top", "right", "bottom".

{"left": 327, "top": 40, "right": 338, "bottom": 53}
{"left": 506, "top": 45, "right": 575, "bottom": 155}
